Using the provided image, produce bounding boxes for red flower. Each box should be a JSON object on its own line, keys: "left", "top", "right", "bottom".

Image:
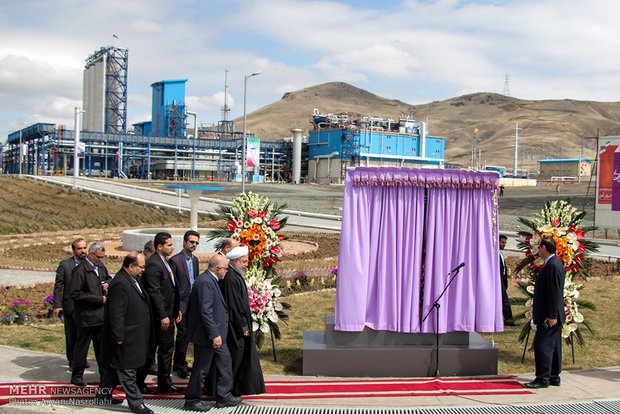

{"left": 574, "top": 254, "right": 583, "bottom": 263}
{"left": 564, "top": 265, "right": 569, "bottom": 272}
{"left": 270, "top": 220, "right": 281, "bottom": 230}
{"left": 248, "top": 210, "right": 257, "bottom": 219}
{"left": 570, "top": 264, "right": 580, "bottom": 273}
{"left": 526, "top": 249, "right": 533, "bottom": 258}
{"left": 551, "top": 219, "right": 560, "bottom": 226}
{"left": 524, "top": 236, "right": 531, "bottom": 245}
{"left": 270, "top": 246, "right": 280, "bottom": 255}
{"left": 258, "top": 211, "right": 267, "bottom": 219}
{"left": 263, "top": 260, "right": 270, "bottom": 267}
{"left": 575, "top": 230, "right": 585, "bottom": 239}
{"left": 271, "top": 256, "right": 278, "bottom": 264}
{"left": 227, "top": 221, "right": 237, "bottom": 231}
{"left": 578, "top": 243, "right": 585, "bottom": 253}
{"left": 568, "top": 224, "right": 576, "bottom": 232}
{"left": 277, "top": 234, "right": 284, "bottom": 241}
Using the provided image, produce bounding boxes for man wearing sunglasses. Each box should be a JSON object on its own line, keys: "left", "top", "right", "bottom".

{"left": 170, "top": 230, "right": 201, "bottom": 379}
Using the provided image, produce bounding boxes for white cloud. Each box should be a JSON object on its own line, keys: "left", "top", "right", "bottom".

{"left": 1, "top": 0, "right": 619, "bottom": 141}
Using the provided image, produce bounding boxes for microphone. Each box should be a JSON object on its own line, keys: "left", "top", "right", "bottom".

{"left": 453, "top": 262, "right": 466, "bottom": 272}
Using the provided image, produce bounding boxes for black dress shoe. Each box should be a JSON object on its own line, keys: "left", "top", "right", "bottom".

{"left": 139, "top": 386, "right": 156, "bottom": 395}
{"left": 215, "top": 395, "right": 242, "bottom": 407}
{"left": 176, "top": 368, "right": 190, "bottom": 379}
{"left": 132, "top": 403, "right": 155, "bottom": 414}
{"left": 524, "top": 380, "right": 549, "bottom": 389}
{"left": 550, "top": 379, "right": 561, "bottom": 386}
{"left": 94, "top": 395, "right": 124, "bottom": 405}
{"left": 183, "top": 401, "right": 212, "bottom": 411}
{"left": 157, "top": 384, "right": 184, "bottom": 393}
{"left": 70, "top": 376, "right": 86, "bottom": 387}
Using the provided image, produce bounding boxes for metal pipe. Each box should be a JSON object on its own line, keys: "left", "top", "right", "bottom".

{"left": 242, "top": 71, "right": 261, "bottom": 193}
{"left": 187, "top": 110, "right": 198, "bottom": 180}
{"left": 73, "top": 107, "right": 84, "bottom": 187}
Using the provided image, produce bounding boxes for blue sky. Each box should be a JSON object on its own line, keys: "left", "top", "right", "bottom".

{"left": 1, "top": 0, "right": 619, "bottom": 141}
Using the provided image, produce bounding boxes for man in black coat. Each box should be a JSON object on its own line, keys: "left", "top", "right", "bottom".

{"left": 53, "top": 238, "right": 87, "bottom": 368}
{"left": 524, "top": 237, "right": 566, "bottom": 389}
{"left": 499, "top": 235, "right": 514, "bottom": 325}
{"left": 183, "top": 255, "right": 241, "bottom": 411}
{"left": 96, "top": 252, "right": 154, "bottom": 414}
{"left": 169, "top": 230, "right": 200, "bottom": 379}
{"left": 69, "top": 241, "right": 111, "bottom": 387}
{"left": 141, "top": 232, "right": 183, "bottom": 393}
{"left": 223, "top": 246, "right": 265, "bottom": 396}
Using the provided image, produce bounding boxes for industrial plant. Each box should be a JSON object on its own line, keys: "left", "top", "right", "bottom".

{"left": 3, "top": 45, "right": 446, "bottom": 184}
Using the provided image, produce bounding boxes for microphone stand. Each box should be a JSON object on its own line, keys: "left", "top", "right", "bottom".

{"left": 422, "top": 262, "right": 465, "bottom": 377}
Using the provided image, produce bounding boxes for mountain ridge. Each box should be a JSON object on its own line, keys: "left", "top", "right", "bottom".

{"left": 236, "top": 82, "right": 620, "bottom": 168}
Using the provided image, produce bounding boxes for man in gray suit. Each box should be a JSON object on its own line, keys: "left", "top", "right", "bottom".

{"left": 183, "top": 255, "right": 241, "bottom": 411}
{"left": 53, "top": 238, "right": 87, "bottom": 368}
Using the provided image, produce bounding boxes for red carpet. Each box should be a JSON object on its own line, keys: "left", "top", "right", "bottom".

{"left": 0, "top": 377, "right": 529, "bottom": 405}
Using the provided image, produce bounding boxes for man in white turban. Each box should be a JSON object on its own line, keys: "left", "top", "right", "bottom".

{"left": 221, "top": 245, "right": 265, "bottom": 396}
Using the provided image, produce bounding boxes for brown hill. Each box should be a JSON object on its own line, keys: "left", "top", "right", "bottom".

{"left": 236, "top": 82, "right": 620, "bottom": 170}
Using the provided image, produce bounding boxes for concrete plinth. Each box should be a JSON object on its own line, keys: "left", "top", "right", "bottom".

{"left": 303, "top": 315, "right": 498, "bottom": 377}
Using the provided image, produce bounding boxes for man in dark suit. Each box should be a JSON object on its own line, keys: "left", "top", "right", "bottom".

{"left": 141, "top": 232, "right": 183, "bottom": 394}
{"left": 183, "top": 255, "right": 241, "bottom": 411}
{"left": 218, "top": 238, "right": 239, "bottom": 257}
{"left": 53, "top": 238, "right": 87, "bottom": 368}
{"left": 96, "top": 252, "right": 154, "bottom": 414}
{"left": 499, "top": 235, "right": 514, "bottom": 325}
{"left": 170, "top": 230, "right": 200, "bottom": 379}
{"left": 69, "top": 242, "right": 111, "bottom": 387}
{"left": 524, "top": 237, "right": 566, "bottom": 389}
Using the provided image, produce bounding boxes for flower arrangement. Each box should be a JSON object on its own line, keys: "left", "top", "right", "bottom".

{"left": 515, "top": 200, "right": 598, "bottom": 346}
{"left": 211, "top": 192, "right": 288, "bottom": 276}
{"left": 210, "top": 192, "right": 290, "bottom": 347}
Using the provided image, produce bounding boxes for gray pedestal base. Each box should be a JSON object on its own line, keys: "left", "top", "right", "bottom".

{"left": 303, "top": 316, "right": 497, "bottom": 377}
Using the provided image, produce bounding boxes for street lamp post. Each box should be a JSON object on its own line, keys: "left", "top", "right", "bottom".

{"left": 241, "top": 71, "right": 261, "bottom": 193}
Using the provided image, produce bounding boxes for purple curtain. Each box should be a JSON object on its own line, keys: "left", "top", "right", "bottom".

{"left": 421, "top": 170, "right": 503, "bottom": 333}
{"left": 335, "top": 167, "right": 425, "bottom": 332}
{"left": 334, "top": 167, "right": 503, "bottom": 334}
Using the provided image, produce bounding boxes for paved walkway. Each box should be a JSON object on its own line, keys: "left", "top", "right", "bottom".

{"left": 0, "top": 345, "right": 618, "bottom": 413}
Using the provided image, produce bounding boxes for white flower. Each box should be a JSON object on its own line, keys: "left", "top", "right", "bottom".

{"left": 525, "top": 298, "right": 533, "bottom": 308}
{"left": 268, "top": 312, "right": 279, "bottom": 323}
{"left": 272, "top": 288, "right": 281, "bottom": 297}
{"left": 274, "top": 300, "right": 283, "bottom": 311}
{"left": 574, "top": 312, "right": 584, "bottom": 323}
{"left": 572, "top": 290, "right": 580, "bottom": 299}
{"left": 525, "top": 310, "right": 533, "bottom": 320}
{"left": 526, "top": 285, "right": 535, "bottom": 294}
{"left": 260, "top": 323, "right": 270, "bottom": 333}
{"left": 252, "top": 321, "right": 259, "bottom": 332}
{"left": 541, "top": 224, "right": 554, "bottom": 233}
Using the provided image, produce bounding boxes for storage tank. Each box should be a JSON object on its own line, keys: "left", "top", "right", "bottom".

{"left": 291, "top": 128, "right": 302, "bottom": 184}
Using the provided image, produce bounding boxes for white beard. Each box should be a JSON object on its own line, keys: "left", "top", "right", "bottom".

{"left": 232, "top": 264, "right": 246, "bottom": 275}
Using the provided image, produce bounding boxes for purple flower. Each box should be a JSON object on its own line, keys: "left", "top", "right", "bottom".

{"left": 19, "top": 313, "right": 26, "bottom": 321}
{"left": 331, "top": 267, "right": 338, "bottom": 275}
{"left": 44, "top": 295, "right": 54, "bottom": 304}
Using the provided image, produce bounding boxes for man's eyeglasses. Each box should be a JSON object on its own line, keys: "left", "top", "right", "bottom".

{"left": 94, "top": 254, "right": 105, "bottom": 259}
{"left": 188, "top": 240, "right": 200, "bottom": 245}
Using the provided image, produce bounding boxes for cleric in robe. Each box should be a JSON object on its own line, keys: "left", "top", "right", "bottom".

{"left": 222, "top": 245, "right": 266, "bottom": 396}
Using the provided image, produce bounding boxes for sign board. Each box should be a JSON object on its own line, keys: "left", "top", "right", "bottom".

{"left": 596, "top": 136, "right": 620, "bottom": 229}
{"left": 246, "top": 137, "right": 260, "bottom": 168}
{"left": 77, "top": 142, "right": 86, "bottom": 158}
